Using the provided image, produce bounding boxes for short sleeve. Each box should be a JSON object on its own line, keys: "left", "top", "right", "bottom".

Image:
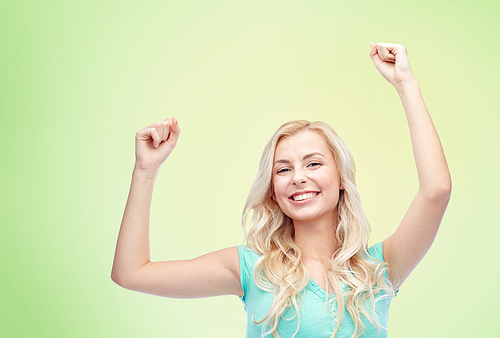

{"left": 238, "top": 244, "right": 262, "bottom": 303}
{"left": 367, "top": 241, "right": 384, "bottom": 262}
{"left": 238, "top": 244, "right": 250, "bottom": 302}
{"left": 367, "top": 241, "right": 399, "bottom": 296}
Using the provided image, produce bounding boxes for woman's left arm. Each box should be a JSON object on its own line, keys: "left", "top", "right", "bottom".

{"left": 369, "top": 42, "right": 452, "bottom": 290}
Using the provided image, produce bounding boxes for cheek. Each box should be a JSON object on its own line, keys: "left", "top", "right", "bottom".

{"left": 274, "top": 180, "right": 289, "bottom": 200}
{"left": 273, "top": 183, "right": 288, "bottom": 211}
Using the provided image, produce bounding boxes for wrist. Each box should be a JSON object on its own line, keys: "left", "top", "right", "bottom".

{"left": 132, "top": 165, "right": 159, "bottom": 180}
{"left": 394, "top": 77, "right": 419, "bottom": 93}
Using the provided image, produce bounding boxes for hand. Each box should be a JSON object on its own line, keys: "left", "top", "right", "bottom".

{"left": 134, "top": 117, "right": 181, "bottom": 174}
{"left": 369, "top": 42, "right": 415, "bottom": 88}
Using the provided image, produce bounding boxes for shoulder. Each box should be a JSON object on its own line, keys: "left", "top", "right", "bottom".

{"left": 366, "top": 242, "right": 399, "bottom": 294}
{"left": 237, "top": 244, "right": 261, "bottom": 269}
{"left": 366, "top": 241, "right": 390, "bottom": 281}
{"left": 366, "top": 241, "right": 385, "bottom": 262}
{"left": 237, "top": 244, "right": 261, "bottom": 301}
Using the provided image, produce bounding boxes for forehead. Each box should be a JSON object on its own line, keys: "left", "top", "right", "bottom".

{"left": 274, "top": 130, "right": 331, "bottom": 159}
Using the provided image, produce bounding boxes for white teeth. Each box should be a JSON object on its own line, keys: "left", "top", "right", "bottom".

{"left": 292, "top": 193, "right": 318, "bottom": 201}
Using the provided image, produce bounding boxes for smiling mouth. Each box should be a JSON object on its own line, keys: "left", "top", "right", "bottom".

{"left": 290, "top": 192, "right": 319, "bottom": 201}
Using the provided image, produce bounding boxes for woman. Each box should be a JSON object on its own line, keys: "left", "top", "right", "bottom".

{"left": 112, "top": 42, "right": 451, "bottom": 337}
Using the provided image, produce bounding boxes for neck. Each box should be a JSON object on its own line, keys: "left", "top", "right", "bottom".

{"left": 293, "top": 211, "right": 339, "bottom": 263}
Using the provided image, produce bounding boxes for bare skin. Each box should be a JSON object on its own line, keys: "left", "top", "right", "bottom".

{"left": 111, "top": 118, "right": 242, "bottom": 298}
{"left": 369, "top": 43, "right": 451, "bottom": 289}
{"left": 272, "top": 130, "right": 343, "bottom": 293}
{"left": 111, "top": 42, "right": 451, "bottom": 299}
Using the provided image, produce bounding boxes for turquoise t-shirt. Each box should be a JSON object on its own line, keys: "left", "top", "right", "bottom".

{"left": 238, "top": 242, "right": 396, "bottom": 338}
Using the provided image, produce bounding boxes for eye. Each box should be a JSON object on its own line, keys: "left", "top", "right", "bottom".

{"left": 277, "top": 168, "right": 290, "bottom": 174}
{"left": 308, "top": 162, "right": 321, "bottom": 168}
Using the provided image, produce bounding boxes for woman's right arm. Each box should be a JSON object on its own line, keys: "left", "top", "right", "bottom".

{"left": 111, "top": 117, "right": 243, "bottom": 298}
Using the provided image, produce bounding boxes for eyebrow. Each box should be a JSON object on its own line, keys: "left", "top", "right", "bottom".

{"left": 274, "top": 152, "right": 326, "bottom": 165}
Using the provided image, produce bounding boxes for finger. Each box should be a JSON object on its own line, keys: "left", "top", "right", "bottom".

{"left": 377, "top": 43, "right": 395, "bottom": 62}
{"left": 369, "top": 42, "right": 378, "bottom": 57}
{"left": 376, "top": 43, "right": 396, "bottom": 63}
{"left": 369, "top": 42, "right": 385, "bottom": 67}
{"left": 378, "top": 42, "right": 401, "bottom": 52}
{"left": 167, "top": 118, "right": 181, "bottom": 146}
{"left": 159, "top": 116, "right": 175, "bottom": 141}
{"left": 149, "top": 127, "right": 161, "bottom": 148}
{"left": 159, "top": 120, "right": 172, "bottom": 143}
{"left": 381, "top": 43, "right": 411, "bottom": 70}
{"left": 136, "top": 125, "right": 158, "bottom": 143}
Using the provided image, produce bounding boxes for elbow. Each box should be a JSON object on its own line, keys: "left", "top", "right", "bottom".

{"left": 111, "top": 267, "right": 146, "bottom": 291}
{"left": 111, "top": 269, "right": 132, "bottom": 289}
{"left": 111, "top": 270, "right": 124, "bottom": 287}
{"left": 439, "top": 177, "right": 452, "bottom": 199}
{"left": 422, "top": 181, "right": 452, "bottom": 202}
{"left": 434, "top": 187, "right": 451, "bottom": 202}
{"left": 111, "top": 261, "right": 151, "bottom": 290}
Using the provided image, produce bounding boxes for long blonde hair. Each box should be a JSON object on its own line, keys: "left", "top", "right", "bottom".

{"left": 242, "top": 120, "right": 396, "bottom": 338}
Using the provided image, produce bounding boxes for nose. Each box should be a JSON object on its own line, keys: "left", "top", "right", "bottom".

{"left": 291, "top": 169, "right": 307, "bottom": 185}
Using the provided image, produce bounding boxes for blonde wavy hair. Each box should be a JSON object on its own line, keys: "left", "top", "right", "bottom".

{"left": 242, "top": 120, "right": 396, "bottom": 338}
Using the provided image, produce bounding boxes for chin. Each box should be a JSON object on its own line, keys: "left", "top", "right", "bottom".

{"left": 288, "top": 213, "right": 321, "bottom": 222}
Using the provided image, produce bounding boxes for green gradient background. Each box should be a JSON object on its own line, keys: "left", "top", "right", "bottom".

{"left": 1, "top": 0, "right": 499, "bottom": 337}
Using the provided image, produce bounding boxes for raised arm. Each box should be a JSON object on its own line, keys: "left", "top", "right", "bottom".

{"left": 111, "top": 117, "right": 243, "bottom": 298}
{"left": 369, "top": 43, "right": 452, "bottom": 290}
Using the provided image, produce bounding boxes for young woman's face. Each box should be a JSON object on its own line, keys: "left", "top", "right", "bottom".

{"left": 272, "top": 130, "right": 343, "bottom": 224}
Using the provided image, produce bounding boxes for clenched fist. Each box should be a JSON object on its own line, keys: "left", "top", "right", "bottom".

{"left": 134, "top": 117, "right": 181, "bottom": 174}
{"left": 369, "top": 42, "right": 415, "bottom": 88}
